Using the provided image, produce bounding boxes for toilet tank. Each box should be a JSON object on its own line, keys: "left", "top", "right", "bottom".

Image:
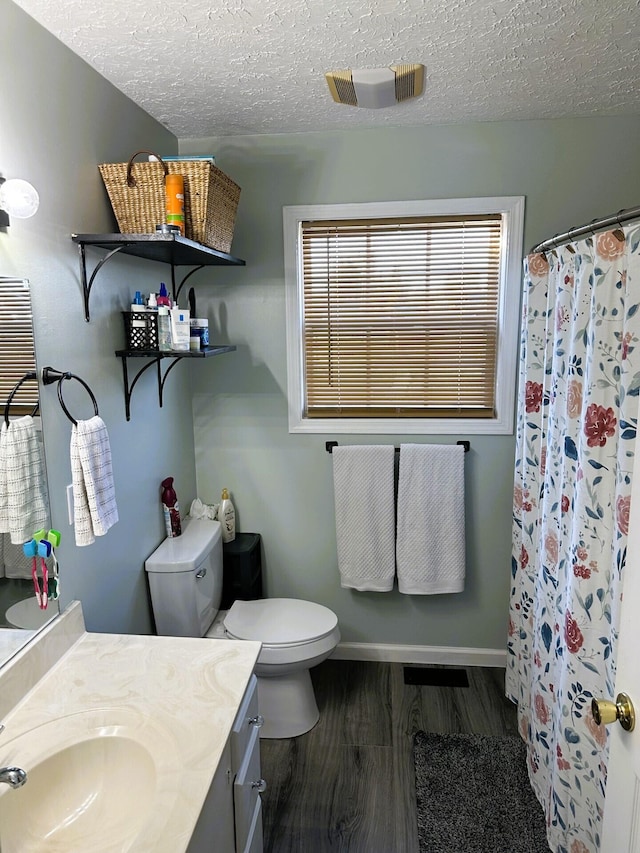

{"left": 144, "top": 517, "right": 223, "bottom": 637}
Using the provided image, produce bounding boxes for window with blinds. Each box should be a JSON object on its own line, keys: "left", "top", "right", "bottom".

{"left": 0, "top": 278, "right": 38, "bottom": 418}
{"left": 301, "top": 215, "right": 502, "bottom": 419}
{"left": 284, "top": 197, "right": 524, "bottom": 435}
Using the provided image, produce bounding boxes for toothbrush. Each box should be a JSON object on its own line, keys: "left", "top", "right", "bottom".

{"left": 32, "top": 528, "right": 48, "bottom": 608}
{"left": 37, "top": 540, "right": 51, "bottom": 609}
{"left": 22, "top": 539, "right": 42, "bottom": 608}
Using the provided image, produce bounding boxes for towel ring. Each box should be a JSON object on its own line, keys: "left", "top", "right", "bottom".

{"left": 4, "top": 371, "right": 38, "bottom": 427}
{"left": 42, "top": 366, "right": 99, "bottom": 426}
{"left": 58, "top": 375, "right": 99, "bottom": 426}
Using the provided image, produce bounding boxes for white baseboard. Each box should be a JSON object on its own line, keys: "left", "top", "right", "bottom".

{"left": 331, "top": 642, "right": 507, "bottom": 668}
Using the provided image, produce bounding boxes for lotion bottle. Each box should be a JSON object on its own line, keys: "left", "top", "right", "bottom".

{"left": 219, "top": 488, "right": 236, "bottom": 543}
{"left": 170, "top": 306, "right": 190, "bottom": 351}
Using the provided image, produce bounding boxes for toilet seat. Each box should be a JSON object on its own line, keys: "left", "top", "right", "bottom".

{"left": 223, "top": 598, "right": 341, "bottom": 737}
{"left": 223, "top": 598, "right": 338, "bottom": 646}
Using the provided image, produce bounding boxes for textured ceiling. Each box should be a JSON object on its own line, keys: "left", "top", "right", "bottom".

{"left": 11, "top": 0, "right": 640, "bottom": 138}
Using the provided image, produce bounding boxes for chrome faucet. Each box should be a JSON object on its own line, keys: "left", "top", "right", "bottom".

{"left": 0, "top": 767, "right": 27, "bottom": 788}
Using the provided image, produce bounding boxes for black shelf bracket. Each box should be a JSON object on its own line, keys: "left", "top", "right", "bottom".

{"left": 173, "top": 265, "right": 205, "bottom": 305}
{"left": 117, "top": 354, "right": 161, "bottom": 421}
{"left": 115, "top": 346, "right": 236, "bottom": 421}
{"left": 158, "top": 357, "right": 184, "bottom": 407}
{"left": 77, "top": 242, "right": 126, "bottom": 322}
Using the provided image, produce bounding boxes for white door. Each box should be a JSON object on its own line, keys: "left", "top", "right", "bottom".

{"left": 600, "top": 440, "right": 640, "bottom": 850}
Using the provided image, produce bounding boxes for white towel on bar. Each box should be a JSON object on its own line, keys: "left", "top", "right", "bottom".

{"left": 332, "top": 444, "right": 396, "bottom": 592}
{"left": 0, "top": 417, "right": 49, "bottom": 545}
{"left": 70, "top": 416, "right": 119, "bottom": 547}
{"left": 396, "top": 443, "right": 466, "bottom": 594}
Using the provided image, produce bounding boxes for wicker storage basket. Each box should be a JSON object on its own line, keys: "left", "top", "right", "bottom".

{"left": 98, "top": 150, "right": 241, "bottom": 254}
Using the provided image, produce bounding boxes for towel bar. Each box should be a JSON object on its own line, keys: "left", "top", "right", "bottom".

{"left": 325, "top": 440, "right": 470, "bottom": 454}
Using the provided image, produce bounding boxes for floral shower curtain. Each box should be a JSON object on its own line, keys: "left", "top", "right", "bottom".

{"left": 506, "top": 224, "right": 640, "bottom": 853}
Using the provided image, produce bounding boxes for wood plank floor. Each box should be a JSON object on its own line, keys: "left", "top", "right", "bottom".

{"left": 260, "top": 660, "right": 517, "bottom": 853}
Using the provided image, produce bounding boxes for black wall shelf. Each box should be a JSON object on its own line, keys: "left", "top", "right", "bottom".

{"left": 115, "top": 345, "right": 236, "bottom": 421}
{"left": 71, "top": 233, "right": 246, "bottom": 321}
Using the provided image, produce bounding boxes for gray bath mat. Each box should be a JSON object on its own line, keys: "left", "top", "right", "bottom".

{"left": 413, "top": 731, "right": 550, "bottom": 853}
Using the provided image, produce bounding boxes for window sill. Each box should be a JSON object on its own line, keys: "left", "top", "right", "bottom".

{"left": 287, "top": 414, "right": 514, "bottom": 435}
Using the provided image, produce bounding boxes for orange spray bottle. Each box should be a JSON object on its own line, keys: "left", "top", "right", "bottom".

{"left": 165, "top": 173, "right": 185, "bottom": 236}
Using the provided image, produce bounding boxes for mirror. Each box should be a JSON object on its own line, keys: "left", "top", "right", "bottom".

{"left": 0, "top": 277, "right": 59, "bottom": 665}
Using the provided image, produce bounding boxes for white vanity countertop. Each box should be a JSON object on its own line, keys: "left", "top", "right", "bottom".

{"left": 0, "top": 603, "right": 261, "bottom": 852}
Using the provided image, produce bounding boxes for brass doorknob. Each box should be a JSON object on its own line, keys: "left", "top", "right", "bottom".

{"left": 591, "top": 692, "right": 635, "bottom": 732}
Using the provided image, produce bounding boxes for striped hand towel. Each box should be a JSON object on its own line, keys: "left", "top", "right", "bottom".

{"left": 71, "top": 416, "right": 119, "bottom": 547}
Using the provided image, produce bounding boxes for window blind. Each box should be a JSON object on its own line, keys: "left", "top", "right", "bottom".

{"left": 0, "top": 278, "right": 38, "bottom": 417}
{"left": 301, "top": 214, "right": 503, "bottom": 419}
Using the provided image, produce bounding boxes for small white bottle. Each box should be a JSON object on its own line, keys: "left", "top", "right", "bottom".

{"left": 219, "top": 488, "right": 236, "bottom": 543}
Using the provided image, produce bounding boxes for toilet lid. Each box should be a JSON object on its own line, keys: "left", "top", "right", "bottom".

{"left": 224, "top": 598, "right": 338, "bottom": 645}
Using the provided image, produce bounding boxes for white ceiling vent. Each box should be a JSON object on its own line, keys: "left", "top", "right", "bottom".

{"left": 325, "top": 64, "right": 424, "bottom": 109}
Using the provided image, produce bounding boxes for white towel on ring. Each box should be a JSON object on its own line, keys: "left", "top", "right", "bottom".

{"left": 332, "top": 444, "right": 395, "bottom": 592}
{"left": 70, "top": 416, "right": 119, "bottom": 547}
{"left": 0, "top": 417, "right": 49, "bottom": 545}
{"left": 396, "top": 443, "right": 466, "bottom": 594}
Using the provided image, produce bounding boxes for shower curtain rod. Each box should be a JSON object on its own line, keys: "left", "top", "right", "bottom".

{"left": 531, "top": 203, "right": 640, "bottom": 254}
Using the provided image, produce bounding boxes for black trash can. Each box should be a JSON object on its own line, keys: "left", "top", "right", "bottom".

{"left": 221, "top": 532, "right": 263, "bottom": 609}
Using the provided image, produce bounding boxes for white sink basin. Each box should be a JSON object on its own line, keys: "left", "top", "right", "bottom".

{"left": 0, "top": 709, "right": 178, "bottom": 852}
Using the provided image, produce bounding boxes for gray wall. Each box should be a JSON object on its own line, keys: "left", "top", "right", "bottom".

{"left": 2, "top": 0, "right": 197, "bottom": 633}
{"left": 5, "top": 0, "right": 640, "bottom": 651}
{"left": 183, "top": 118, "right": 640, "bottom": 651}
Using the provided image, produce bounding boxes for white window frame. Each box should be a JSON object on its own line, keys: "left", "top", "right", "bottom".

{"left": 284, "top": 196, "right": 524, "bottom": 435}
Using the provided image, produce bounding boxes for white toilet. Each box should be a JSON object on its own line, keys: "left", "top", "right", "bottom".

{"left": 145, "top": 517, "right": 340, "bottom": 738}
